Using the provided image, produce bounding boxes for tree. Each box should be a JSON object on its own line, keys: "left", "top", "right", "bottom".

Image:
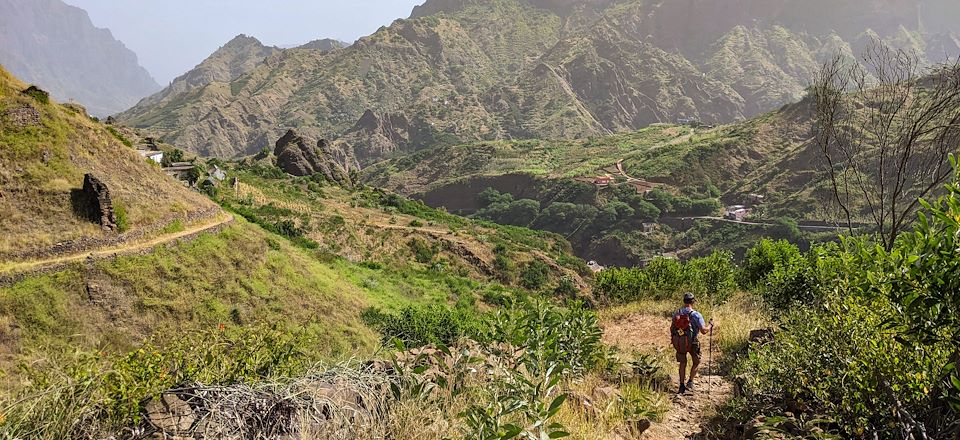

{"left": 162, "top": 148, "right": 186, "bottom": 167}
{"left": 811, "top": 43, "right": 960, "bottom": 250}
{"left": 478, "top": 187, "right": 513, "bottom": 207}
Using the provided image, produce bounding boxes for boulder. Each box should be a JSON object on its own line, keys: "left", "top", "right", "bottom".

{"left": 21, "top": 85, "right": 50, "bottom": 103}
{"left": 615, "top": 418, "right": 651, "bottom": 437}
{"left": 274, "top": 129, "right": 352, "bottom": 188}
{"left": 78, "top": 174, "right": 117, "bottom": 231}
{"left": 145, "top": 393, "right": 196, "bottom": 435}
{"left": 748, "top": 328, "right": 775, "bottom": 344}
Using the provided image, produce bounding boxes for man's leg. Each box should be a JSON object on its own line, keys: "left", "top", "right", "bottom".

{"left": 677, "top": 350, "right": 687, "bottom": 392}
{"left": 688, "top": 342, "right": 702, "bottom": 383}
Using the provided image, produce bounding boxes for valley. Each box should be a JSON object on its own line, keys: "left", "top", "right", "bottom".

{"left": 2, "top": 0, "right": 960, "bottom": 438}
{"left": 116, "top": 0, "right": 960, "bottom": 164}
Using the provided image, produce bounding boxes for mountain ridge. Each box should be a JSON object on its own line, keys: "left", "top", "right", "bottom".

{"left": 0, "top": 0, "right": 160, "bottom": 116}
{"left": 117, "top": 0, "right": 960, "bottom": 164}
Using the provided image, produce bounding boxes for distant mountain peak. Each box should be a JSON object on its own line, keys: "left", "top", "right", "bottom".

{"left": 410, "top": 0, "right": 615, "bottom": 18}
{"left": 0, "top": 0, "right": 160, "bottom": 116}
{"left": 219, "top": 34, "right": 270, "bottom": 51}
{"left": 120, "top": 0, "right": 960, "bottom": 161}
{"left": 297, "top": 38, "right": 350, "bottom": 51}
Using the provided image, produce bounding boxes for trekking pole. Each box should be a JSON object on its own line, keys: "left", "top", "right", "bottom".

{"left": 708, "top": 319, "right": 714, "bottom": 398}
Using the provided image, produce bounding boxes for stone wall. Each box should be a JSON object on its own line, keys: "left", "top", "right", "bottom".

{"left": 80, "top": 174, "right": 117, "bottom": 231}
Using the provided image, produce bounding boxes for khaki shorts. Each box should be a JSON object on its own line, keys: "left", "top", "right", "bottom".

{"left": 676, "top": 341, "right": 702, "bottom": 363}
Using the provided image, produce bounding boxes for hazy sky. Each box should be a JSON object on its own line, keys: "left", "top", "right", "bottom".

{"left": 64, "top": 0, "right": 424, "bottom": 84}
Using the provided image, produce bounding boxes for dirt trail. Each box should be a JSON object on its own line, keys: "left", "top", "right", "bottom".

{"left": 0, "top": 212, "right": 234, "bottom": 279}
{"left": 602, "top": 311, "right": 733, "bottom": 439}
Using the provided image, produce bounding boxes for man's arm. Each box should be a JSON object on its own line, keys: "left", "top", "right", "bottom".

{"left": 696, "top": 312, "right": 708, "bottom": 332}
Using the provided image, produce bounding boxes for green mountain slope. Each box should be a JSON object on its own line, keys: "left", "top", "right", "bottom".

{"left": 362, "top": 95, "right": 846, "bottom": 265}
{"left": 117, "top": 0, "right": 959, "bottom": 163}
{"left": 0, "top": 65, "right": 591, "bottom": 395}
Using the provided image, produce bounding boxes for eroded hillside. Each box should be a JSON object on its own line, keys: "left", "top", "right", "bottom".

{"left": 118, "top": 0, "right": 959, "bottom": 164}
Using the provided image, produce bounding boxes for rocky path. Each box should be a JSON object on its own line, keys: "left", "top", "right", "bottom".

{"left": 602, "top": 310, "right": 733, "bottom": 439}
{"left": 0, "top": 211, "right": 234, "bottom": 283}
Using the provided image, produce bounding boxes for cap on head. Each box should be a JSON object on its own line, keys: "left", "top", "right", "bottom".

{"left": 683, "top": 292, "right": 695, "bottom": 304}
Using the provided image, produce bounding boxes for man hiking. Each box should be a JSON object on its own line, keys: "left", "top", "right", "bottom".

{"left": 671, "top": 292, "right": 712, "bottom": 394}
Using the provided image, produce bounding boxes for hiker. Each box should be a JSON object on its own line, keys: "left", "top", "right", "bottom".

{"left": 671, "top": 292, "right": 713, "bottom": 394}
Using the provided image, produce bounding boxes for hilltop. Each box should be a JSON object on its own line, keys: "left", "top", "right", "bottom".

{"left": 0, "top": 0, "right": 159, "bottom": 116}
{"left": 0, "top": 66, "right": 216, "bottom": 265}
{"left": 117, "top": 0, "right": 959, "bottom": 162}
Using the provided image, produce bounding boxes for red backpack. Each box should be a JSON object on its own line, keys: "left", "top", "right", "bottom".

{"left": 671, "top": 309, "right": 693, "bottom": 353}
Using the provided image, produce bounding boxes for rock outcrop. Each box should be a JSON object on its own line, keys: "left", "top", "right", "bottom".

{"left": 274, "top": 129, "right": 352, "bottom": 187}
{"left": 334, "top": 109, "right": 437, "bottom": 164}
{"left": 79, "top": 174, "right": 116, "bottom": 231}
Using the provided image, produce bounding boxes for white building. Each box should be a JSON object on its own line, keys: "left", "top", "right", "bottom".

{"left": 138, "top": 150, "right": 163, "bottom": 164}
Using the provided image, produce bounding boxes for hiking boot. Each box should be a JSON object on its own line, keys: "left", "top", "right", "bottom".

{"left": 678, "top": 384, "right": 687, "bottom": 394}
{"left": 686, "top": 380, "right": 695, "bottom": 391}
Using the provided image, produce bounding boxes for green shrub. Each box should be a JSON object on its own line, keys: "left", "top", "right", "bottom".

{"left": 222, "top": 202, "right": 319, "bottom": 249}
{"left": 3, "top": 325, "right": 314, "bottom": 438}
{"left": 773, "top": 216, "right": 802, "bottom": 242}
{"left": 733, "top": 159, "right": 960, "bottom": 437}
{"left": 553, "top": 276, "right": 578, "bottom": 298}
{"left": 23, "top": 85, "right": 49, "bottom": 104}
{"left": 362, "top": 304, "right": 487, "bottom": 348}
{"left": 519, "top": 259, "right": 549, "bottom": 290}
{"left": 113, "top": 203, "right": 130, "bottom": 233}
{"left": 493, "top": 253, "right": 517, "bottom": 283}
{"left": 161, "top": 148, "right": 186, "bottom": 167}
{"left": 741, "top": 239, "right": 803, "bottom": 287}
{"left": 736, "top": 287, "right": 953, "bottom": 437}
{"left": 161, "top": 219, "right": 184, "bottom": 234}
{"left": 409, "top": 237, "right": 437, "bottom": 264}
{"left": 686, "top": 251, "right": 737, "bottom": 302}
{"left": 105, "top": 126, "right": 132, "bottom": 148}
{"left": 594, "top": 252, "right": 738, "bottom": 304}
{"left": 756, "top": 252, "right": 815, "bottom": 310}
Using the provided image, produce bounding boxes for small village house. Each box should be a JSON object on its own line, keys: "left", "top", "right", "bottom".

{"left": 593, "top": 176, "right": 614, "bottom": 186}
{"left": 211, "top": 165, "right": 227, "bottom": 181}
{"left": 587, "top": 260, "right": 605, "bottom": 273}
{"left": 724, "top": 205, "right": 751, "bottom": 221}
{"left": 138, "top": 149, "right": 163, "bottom": 164}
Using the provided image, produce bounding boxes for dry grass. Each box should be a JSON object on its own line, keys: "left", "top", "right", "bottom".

{"left": 0, "top": 66, "right": 215, "bottom": 258}
{"left": 599, "top": 292, "right": 769, "bottom": 362}
{"left": 555, "top": 373, "right": 669, "bottom": 439}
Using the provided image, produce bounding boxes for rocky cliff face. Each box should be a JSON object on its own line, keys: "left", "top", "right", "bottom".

{"left": 116, "top": 34, "right": 282, "bottom": 126}
{"left": 274, "top": 129, "right": 352, "bottom": 188}
{"left": 79, "top": 174, "right": 116, "bottom": 231}
{"left": 167, "top": 35, "right": 281, "bottom": 94}
{"left": 0, "top": 0, "right": 159, "bottom": 116}
{"left": 118, "top": 0, "right": 959, "bottom": 163}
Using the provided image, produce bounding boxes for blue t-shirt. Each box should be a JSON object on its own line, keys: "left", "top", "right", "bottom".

{"left": 676, "top": 307, "right": 707, "bottom": 341}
